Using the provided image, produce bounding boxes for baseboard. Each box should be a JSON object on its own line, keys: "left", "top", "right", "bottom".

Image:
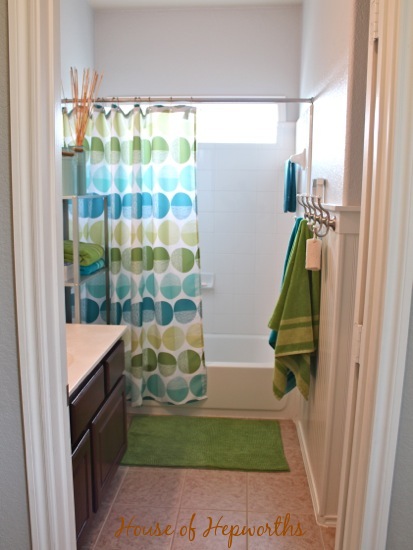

{"left": 295, "top": 420, "right": 337, "bottom": 528}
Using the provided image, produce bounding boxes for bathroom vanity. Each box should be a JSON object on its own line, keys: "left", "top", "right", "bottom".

{"left": 66, "top": 324, "right": 128, "bottom": 546}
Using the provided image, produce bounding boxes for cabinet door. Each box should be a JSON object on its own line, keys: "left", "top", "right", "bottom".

{"left": 72, "top": 430, "right": 93, "bottom": 545}
{"left": 91, "top": 376, "right": 127, "bottom": 511}
{"left": 104, "top": 339, "right": 125, "bottom": 394}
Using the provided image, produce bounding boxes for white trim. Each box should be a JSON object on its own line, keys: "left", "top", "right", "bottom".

{"left": 322, "top": 205, "right": 360, "bottom": 234}
{"left": 8, "top": 0, "right": 76, "bottom": 548}
{"left": 296, "top": 422, "right": 337, "bottom": 527}
{"left": 339, "top": 0, "right": 413, "bottom": 548}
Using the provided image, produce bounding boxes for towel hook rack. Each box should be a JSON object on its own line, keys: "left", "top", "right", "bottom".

{"left": 296, "top": 193, "right": 336, "bottom": 237}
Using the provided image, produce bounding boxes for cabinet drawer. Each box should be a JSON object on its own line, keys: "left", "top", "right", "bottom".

{"left": 104, "top": 339, "right": 125, "bottom": 394}
{"left": 70, "top": 366, "right": 105, "bottom": 445}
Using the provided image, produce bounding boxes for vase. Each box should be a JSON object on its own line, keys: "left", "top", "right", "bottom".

{"left": 72, "top": 146, "right": 87, "bottom": 196}
{"left": 62, "top": 149, "right": 77, "bottom": 196}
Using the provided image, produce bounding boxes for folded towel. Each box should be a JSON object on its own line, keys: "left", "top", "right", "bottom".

{"left": 269, "top": 217, "right": 303, "bottom": 349}
{"left": 80, "top": 258, "right": 105, "bottom": 275}
{"left": 268, "top": 220, "right": 321, "bottom": 400}
{"left": 283, "top": 160, "right": 296, "bottom": 213}
{"left": 64, "top": 240, "right": 104, "bottom": 266}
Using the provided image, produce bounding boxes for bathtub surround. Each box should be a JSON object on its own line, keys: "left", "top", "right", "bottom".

{"left": 121, "top": 416, "right": 289, "bottom": 472}
{"left": 197, "top": 124, "right": 297, "bottom": 341}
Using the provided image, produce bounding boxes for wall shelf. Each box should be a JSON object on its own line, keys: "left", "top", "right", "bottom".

{"left": 63, "top": 195, "right": 110, "bottom": 324}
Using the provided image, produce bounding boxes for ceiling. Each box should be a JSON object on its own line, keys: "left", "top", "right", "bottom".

{"left": 89, "top": 0, "right": 301, "bottom": 9}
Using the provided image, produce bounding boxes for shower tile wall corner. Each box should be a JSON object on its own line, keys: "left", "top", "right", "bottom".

{"left": 197, "top": 123, "right": 296, "bottom": 339}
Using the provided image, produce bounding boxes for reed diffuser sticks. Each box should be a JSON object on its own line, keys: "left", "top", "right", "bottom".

{"left": 70, "top": 67, "right": 103, "bottom": 147}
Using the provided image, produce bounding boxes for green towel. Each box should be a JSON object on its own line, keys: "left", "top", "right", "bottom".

{"left": 268, "top": 220, "right": 321, "bottom": 400}
{"left": 64, "top": 240, "right": 104, "bottom": 267}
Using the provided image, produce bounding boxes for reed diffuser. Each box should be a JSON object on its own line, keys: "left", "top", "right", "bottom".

{"left": 70, "top": 67, "right": 103, "bottom": 147}
{"left": 68, "top": 68, "right": 103, "bottom": 194}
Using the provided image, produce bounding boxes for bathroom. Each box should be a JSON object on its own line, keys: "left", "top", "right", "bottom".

{"left": 60, "top": 2, "right": 309, "bottom": 419}
{"left": 3, "top": 0, "right": 413, "bottom": 549}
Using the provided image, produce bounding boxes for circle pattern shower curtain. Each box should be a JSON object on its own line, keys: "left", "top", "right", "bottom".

{"left": 63, "top": 104, "right": 207, "bottom": 406}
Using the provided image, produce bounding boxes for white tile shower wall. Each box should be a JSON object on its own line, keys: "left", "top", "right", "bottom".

{"left": 197, "top": 123, "right": 297, "bottom": 337}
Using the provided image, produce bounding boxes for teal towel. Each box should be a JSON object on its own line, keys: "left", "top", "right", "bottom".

{"left": 80, "top": 258, "right": 105, "bottom": 275}
{"left": 283, "top": 160, "right": 296, "bottom": 213}
{"left": 64, "top": 240, "right": 104, "bottom": 266}
{"left": 268, "top": 220, "right": 321, "bottom": 400}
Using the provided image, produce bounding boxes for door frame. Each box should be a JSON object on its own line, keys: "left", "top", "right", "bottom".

{"left": 7, "top": 0, "right": 413, "bottom": 548}
{"left": 337, "top": 0, "right": 413, "bottom": 548}
{"left": 8, "top": 0, "right": 76, "bottom": 548}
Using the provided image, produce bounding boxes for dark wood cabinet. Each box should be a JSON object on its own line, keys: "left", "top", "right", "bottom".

{"left": 70, "top": 340, "right": 126, "bottom": 546}
{"left": 72, "top": 430, "right": 93, "bottom": 546}
{"left": 104, "top": 340, "right": 125, "bottom": 394}
{"left": 92, "top": 376, "right": 127, "bottom": 511}
{"left": 70, "top": 366, "right": 105, "bottom": 446}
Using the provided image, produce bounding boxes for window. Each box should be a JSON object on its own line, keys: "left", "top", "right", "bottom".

{"left": 196, "top": 103, "right": 279, "bottom": 144}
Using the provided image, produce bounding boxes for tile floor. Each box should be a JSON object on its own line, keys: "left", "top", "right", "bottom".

{"left": 80, "top": 419, "right": 336, "bottom": 549}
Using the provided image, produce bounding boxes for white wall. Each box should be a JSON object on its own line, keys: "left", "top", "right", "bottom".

{"left": 0, "top": 0, "right": 31, "bottom": 546}
{"left": 60, "top": 0, "right": 95, "bottom": 96}
{"left": 197, "top": 126, "right": 296, "bottom": 342}
{"left": 296, "top": 0, "right": 369, "bottom": 525}
{"left": 94, "top": 6, "right": 302, "bottom": 120}
{"left": 300, "top": 0, "right": 369, "bottom": 205}
{"left": 93, "top": 5, "right": 302, "bottom": 349}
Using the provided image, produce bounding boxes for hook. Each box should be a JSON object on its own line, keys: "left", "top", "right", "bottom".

{"left": 318, "top": 200, "right": 336, "bottom": 231}
{"left": 296, "top": 194, "right": 311, "bottom": 224}
{"left": 296, "top": 193, "right": 305, "bottom": 209}
{"left": 307, "top": 196, "right": 325, "bottom": 237}
{"left": 314, "top": 196, "right": 335, "bottom": 237}
{"left": 303, "top": 195, "right": 316, "bottom": 228}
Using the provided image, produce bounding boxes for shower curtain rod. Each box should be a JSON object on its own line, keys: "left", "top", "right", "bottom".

{"left": 61, "top": 95, "right": 313, "bottom": 104}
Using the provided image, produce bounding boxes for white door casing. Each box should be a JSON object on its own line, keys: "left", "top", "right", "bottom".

{"left": 8, "top": 0, "right": 76, "bottom": 548}
{"left": 337, "top": 0, "right": 413, "bottom": 548}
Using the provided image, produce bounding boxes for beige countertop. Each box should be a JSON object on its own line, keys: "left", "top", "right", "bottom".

{"left": 66, "top": 323, "right": 127, "bottom": 396}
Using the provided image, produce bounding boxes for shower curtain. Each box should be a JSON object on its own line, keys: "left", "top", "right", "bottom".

{"left": 63, "top": 105, "right": 207, "bottom": 406}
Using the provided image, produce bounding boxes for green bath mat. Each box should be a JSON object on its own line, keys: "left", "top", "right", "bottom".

{"left": 121, "top": 415, "right": 289, "bottom": 472}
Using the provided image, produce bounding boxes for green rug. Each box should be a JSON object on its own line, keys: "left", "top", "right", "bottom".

{"left": 121, "top": 415, "right": 289, "bottom": 472}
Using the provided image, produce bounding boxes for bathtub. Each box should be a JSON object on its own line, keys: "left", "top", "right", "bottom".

{"left": 134, "top": 334, "right": 299, "bottom": 419}
{"left": 204, "top": 333, "right": 274, "bottom": 364}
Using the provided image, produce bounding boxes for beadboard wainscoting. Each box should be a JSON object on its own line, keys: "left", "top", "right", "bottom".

{"left": 296, "top": 205, "right": 360, "bottom": 526}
